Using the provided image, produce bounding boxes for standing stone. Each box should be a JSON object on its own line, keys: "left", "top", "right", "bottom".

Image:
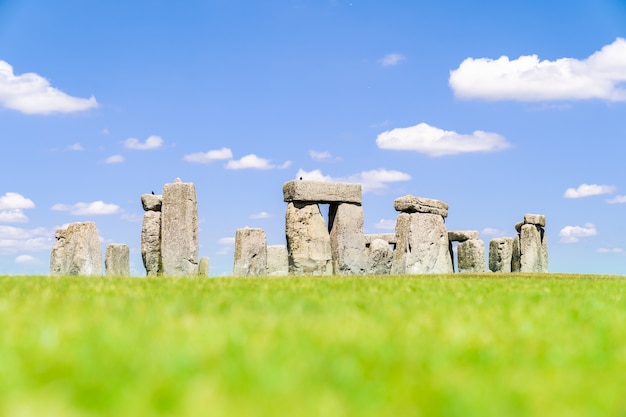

{"left": 328, "top": 203, "right": 366, "bottom": 275}
{"left": 457, "top": 239, "right": 486, "bottom": 273}
{"left": 141, "top": 210, "right": 162, "bottom": 276}
{"left": 105, "top": 244, "right": 130, "bottom": 276}
{"left": 161, "top": 178, "right": 199, "bottom": 276}
{"left": 489, "top": 237, "right": 513, "bottom": 273}
{"left": 198, "top": 257, "right": 210, "bottom": 276}
{"left": 520, "top": 224, "right": 544, "bottom": 272}
{"left": 367, "top": 238, "right": 393, "bottom": 275}
{"left": 233, "top": 228, "right": 267, "bottom": 277}
{"left": 511, "top": 235, "right": 521, "bottom": 272}
{"left": 391, "top": 212, "right": 453, "bottom": 274}
{"left": 285, "top": 202, "right": 333, "bottom": 276}
{"left": 50, "top": 221, "right": 102, "bottom": 276}
{"left": 266, "top": 245, "right": 289, "bottom": 276}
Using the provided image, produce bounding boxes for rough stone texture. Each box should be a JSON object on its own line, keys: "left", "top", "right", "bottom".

{"left": 524, "top": 214, "right": 546, "bottom": 227}
{"left": 141, "top": 210, "right": 162, "bottom": 276}
{"left": 515, "top": 221, "right": 524, "bottom": 233}
{"left": 391, "top": 212, "right": 453, "bottom": 274}
{"left": 511, "top": 235, "right": 521, "bottom": 272}
{"left": 448, "top": 230, "right": 479, "bottom": 242}
{"left": 285, "top": 202, "right": 333, "bottom": 276}
{"left": 367, "top": 238, "right": 393, "bottom": 275}
{"left": 105, "top": 244, "right": 130, "bottom": 276}
{"left": 489, "top": 237, "right": 513, "bottom": 273}
{"left": 233, "top": 228, "right": 267, "bottom": 277}
{"left": 364, "top": 233, "right": 397, "bottom": 245}
{"left": 283, "top": 180, "right": 362, "bottom": 204}
{"left": 161, "top": 178, "right": 199, "bottom": 276}
{"left": 520, "top": 224, "right": 548, "bottom": 272}
{"left": 393, "top": 195, "right": 449, "bottom": 218}
{"left": 141, "top": 194, "right": 162, "bottom": 212}
{"left": 329, "top": 203, "right": 367, "bottom": 275}
{"left": 50, "top": 222, "right": 102, "bottom": 276}
{"left": 266, "top": 245, "right": 289, "bottom": 276}
{"left": 198, "top": 257, "right": 209, "bottom": 276}
{"left": 457, "top": 239, "right": 486, "bottom": 273}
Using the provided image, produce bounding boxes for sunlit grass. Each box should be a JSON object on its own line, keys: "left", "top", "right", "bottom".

{"left": 1, "top": 274, "right": 625, "bottom": 416}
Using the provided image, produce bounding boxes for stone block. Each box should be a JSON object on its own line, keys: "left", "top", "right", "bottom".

{"left": 105, "top": 244, "right": 130, "bottom": 276}
{"left": 448, "top": 230, "right": 479, "bottom": 242}
{"left": 367, "top": 238, "right": 393, "bottom": 275}
{"left": 283, "top": 180, "right": 362, "bottom": 204}
{"left": 524, "top": 214, "right": 546, "bottom": 227}
{"left": 329, "top": 203, "right": 367, "bottom": 275}
{"left": 233, "top": 228, "right": 267, "bottom": 277}
{"left": 489, "top": 237, "right": 513, "bottom": 273}
{"left": 141, "top": 194, "right": 162, "bottom": 212}
{"left": 50, "top": 222, "right": 102, "bottom": 276}
{"left": 198, "top": 257, "right": 209, "bottom": 276}
{"left": 141, "top": 210, "right": 161, "bottom": 276}
{"left": 266, "top": 245, "right": 289, "bottom": 276}
{"left": 285, "top": 202, "right": 332, "bottom": 276}
{"left": 364, "top": 233, "right": 397, "bottom": 245}
{"left": 457, "top": 239, "right": 486, "bottom": 273}
{"left": 393, "top": 195, "right": 448, "bottom": 218}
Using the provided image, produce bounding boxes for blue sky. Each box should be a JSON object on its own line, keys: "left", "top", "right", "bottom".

{"left": 1, "top": 0, "right": 625, "bottom": 276}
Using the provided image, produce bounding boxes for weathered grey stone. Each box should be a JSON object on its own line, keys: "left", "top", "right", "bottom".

{"left": 141, "top": 194, "right": 162, "bottom": 212}
{"left": 266, "top": 245, "right": 289, "bottom": 276}
{"left": 511, "top": 235, "right": 521, "bottom": 272}
{"left": 285, "top": 202, "right": 333, "bottom": 276}
{"left": 161, "top": 178, "right": 198, "bottom": 276}
{"left": 391, "top": 212, "right": 453, "bottom": 274}
{"left": 520, "top": 224, "right": 547, "bottom": 273}
{"left": 50, "top": 222, "right": 102, "bottom": 276}
{"left": 393, "top": 195, "right": 449, "bottom": 218}
{"left": 329, "top": 203, "right": 367, "bottom": 275}
{"left": 105, "top": 244, "right": 130, "bottom": 276}
{"left": 283, "top": 180, "right": 362, "bottom": 204}
{"left": 364, "top": 233, "right": 397, "bottom": 245}
{"left": 457, "top": 239, "right": 486, "bottom": 273}
{"left": 233, "top": 228, "right": 267, "bottom": 277}
{"left": 448, "top": 230, "right": 479, "bottom": 242}
{"left": 524, "top": 214, "right": 546, "bottom": 227}
{"left": 141, "top": 210, "right": 161, "bottom": 276}
{"left": 515, "top": 221, "right": 524, "bottom": 233}
{"left": 489, "top": 237, "right": 513, "bottom": 273}
{"left": 198, "top": 257, "right": 209, "bottom": 276}
{"left": 367, "top": 238, "right": 393, "bottom": 275}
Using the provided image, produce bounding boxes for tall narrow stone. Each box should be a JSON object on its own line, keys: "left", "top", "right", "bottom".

{"left": 489, "top": 237, "right": 513, "bottom": 273}
{"left": 457, "top": 239, "right": 486, "bottom": 273}
{"left": 141, "top": 210, "right": 162, "bottom": 276}
{"left": 105, "top": 244, "right": 130, "bottom": 276}
{"left": 511, "top": 235, "right": 521, "bottom": 272}
{"left": 266, "top": 245, "right": 289, "bottom": 276}
{"left": 233, "top": 228, "right": 267, "bottom": 277}
{"left": 328, "top": 203, "right": 366, "bottom": 275}
{"left": 520, "top": 224, "right": 544, "bottom": 272}
{"left": 161, "top": 178, "right": 198, "bottom": 276}
{"left": 50, "top": 222, "right": 102, "bottom": 276}
{"left": 198, "top": 257, "right": 210, "bottom": 276}
{"left": 285, "top": 202, "right": 332, "bottom": 276}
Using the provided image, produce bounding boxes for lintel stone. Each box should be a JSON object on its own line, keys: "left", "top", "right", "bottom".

{"left": 364, "top": 234, "right": 397, "bottom": 245}
{"left": 448, "top": 230, "right": 479, "bottom": 242}
{"left": 141, "top": 194, "right": 162, "bottom": 211}
{"left": 524, "top": 214, "right": 546, "bottom": 227}
{"left": 393, "top": 195, "right": 448, "bottom": 217}
{"left": 283, "top": 180, "right": 362, "bottom": 204}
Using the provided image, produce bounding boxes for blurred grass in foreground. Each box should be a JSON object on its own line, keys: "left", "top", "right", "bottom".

{"left": 1, "top": 274, "right": 625, "bottom": 417}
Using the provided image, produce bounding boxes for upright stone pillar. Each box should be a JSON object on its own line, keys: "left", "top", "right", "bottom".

{"left": 266, "top": 245, "right": 289, "bottom": 276}
{"left": 515, "top": 214, "right": 548, "bottom": 273}
{"left": 105, "top": 244, "right": 130, "bottom": 276}
{"left": 50, "top": 221, "right": 102, "bottom": 276}
{"left": 198, "top": 257, "right": 210, "bottom": 276}
{"left": 448, "top": 230, "right": 485, "bottom": 273}
{"left": 141, "top": 193, "right": 162, "bottom": 276}
{"left": 285, "top": 202, "right": 333, "bottom": 275}
{"left": 233, "top": 228, "right": 267, "bottom": 276}
{"left": 329, "top": 203, "right": 367, "bottom": 275}
{"left": 366, "top": 238, "right": 393, "bottom": 275}
{"left": 489, "top": 237, "right": 513, "bottom": 273}
{"left": 161, "top": 178, "right": 199, "bottom": 276}
{"left": 391, "top": 196, "right": 453, "bottom": 274}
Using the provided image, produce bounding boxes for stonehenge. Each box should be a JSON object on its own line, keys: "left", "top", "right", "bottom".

{"left": 49, "top": 177, "right": 549, "bottom": 277}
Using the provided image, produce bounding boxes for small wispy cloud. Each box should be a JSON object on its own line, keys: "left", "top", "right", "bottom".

{"left": 15, "top": 254, "right": 38, "bottom": 264}
{"left": 559, "top": 223, "right": 597, "bottom": 243}
{"left": 249, "top": 211, "right": 271, "bottom": 219}
{"left": 597, "top": 247, "right": 624, "bottom": 254}
{"left": 309, "top": 150, "right": 332, "bottom": 161}
{"left": 67, "top": 143, "right": 84, "bottom": 151}
{"left": 564, "top": 184, "right": 615, "bottom": 198}
{"left": 123, "top": 135, "right": 163, "bottom": 150}
{"left": 606, "top": 195, "right": 626, "bottom": 204}
{"left": 226, "top": 154, "right": 291, "bottom": 170}
{"left": 51, "top": 201, "right": 121, "bottom": 215}
{"left": 183, "top": 147, "right": 233, "bottom": 163}
{"left": 482, "top": 227, "right": 508, "bottom": 237}
{"left": 295, "top": 168, "right": 411, "bottom": 193}
{"left": 379, "top": 53, "right": 406, "bottom": 67}
{"left": 217, "top": 237, "right": 235, "bottom": 255}
{"left": 105, "top": 154, "right": 124, "bottom": 164}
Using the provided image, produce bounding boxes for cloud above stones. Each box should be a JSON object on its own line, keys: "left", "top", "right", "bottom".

{"left": 559, "top": 223, "right": 597, "bottom": 243}
{"left": 51, "top": 201, "right": 121, "bottom": 215}
{"left": 105, "top": 155, "right": 124, "bottom": 164}
{"left": 0, "top": 60, "right": 98, "bottom": 114}
{"left": 249, "top": 211, "right": 271, "bottom": 219}
{"left": 225, "top": 154, "right": 291, "bottom": 170}
{"left": 564, "top": 183, "right": 616, "bottom": 198}
{"left": 0, "top": 225, "right": 53, "bottom": 255}
{"left": 295, "top": 168, "right": 411, "bottom": 193}
{"left": 606, "top": 195, "right": 626, "bottom": 204}
{"left": 449, "top": 38, "right": 626, "bottom": 102}
{"left": 123, "top": 135, "right": 163, "bottom": 150}
{"left": 0, "top": 192, "right": 35, "bottom": 224}
{"left": 379, "top": 53, "right": 406, "bottom": 67}
{"left": 376, "top": 122, "right": 510, "bottom": 157}
{"left": 183, "top": 147, "right": 233, "bottom": 163}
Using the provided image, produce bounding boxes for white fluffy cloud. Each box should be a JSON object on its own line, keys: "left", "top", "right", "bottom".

{"left": 15, "top": 254, "right": 38, "bottom": 264}
{"left": 51, "top": 201, "right": 121, "bottom": 215}
{"left": 226, "top": 154, "right": 291, "bottom": 170}
{"left": 309, "top": 150, "right": 333, "bottom": 161}
{"left": 449, "top": 38, "right": 626, "bottom": 101}
{"left": 0, "top": 210, "right": 29, "bottom": 223}
{"left": 0, "top": 192, "right": 35, "bottom": 210}
{"left": 249, "top": 211, "right": 271, "bottom": 219}
{"left": 559, "top": 223, "right": 597, "bottom": 243}
{"left": 67, "top": 143, "right": 85, "bottom": 151}
{"left": 564, "top": 184, "right": 615, "bottom": 198}
{"left": 0, "top": 61, "right": 98, "bottom": 114}
{"left": 183, "top": 147, "right": 233, "bottom": 163}
{"left": 123, "top": 135, "right": 163, "bottom": 150}
{"left": 606, "top": 195, "right": 626, "bottom": 204}
{"left": 0, "top": 226, "right": 53, "bottom": 255}
{"left": 379, "top": 53, "right": 406, "bottom": 67}
{"left": 105, "top": 154, "right": 124, "bottom": 164}
{"left": 376, "top": 122, "right": 510, "bottom": 157}
{"left": 295, "top": 168, "right": 411, "bottom": 193}
{"left": 481, "top": 227, "right": 507, "bottom": 237}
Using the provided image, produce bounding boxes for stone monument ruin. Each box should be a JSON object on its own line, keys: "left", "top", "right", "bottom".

{"left": 50, "top": 221, "right": 103, "bottom": 276}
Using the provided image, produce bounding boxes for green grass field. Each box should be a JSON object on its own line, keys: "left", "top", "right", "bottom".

{"left": 1, "top": 274, "right": 625, "bottom": 417}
